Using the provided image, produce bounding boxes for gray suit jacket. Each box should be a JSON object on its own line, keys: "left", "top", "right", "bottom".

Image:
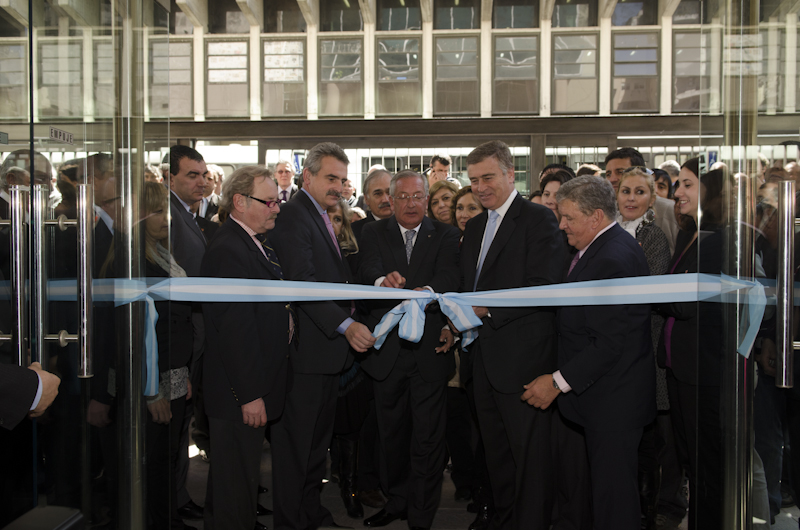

{"left": 170, "top": 191, "right": 207, "bottom": 277}
{"left": 654, "top": 195, "right": 679, "bottom": 256}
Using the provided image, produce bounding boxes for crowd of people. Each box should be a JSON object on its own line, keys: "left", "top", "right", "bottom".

{"left": 1, "top": 139, "right": 799, "bottom": 530}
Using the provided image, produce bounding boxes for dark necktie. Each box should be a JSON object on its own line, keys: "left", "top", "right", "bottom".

{"left": 257, "top": 234, "right": 284, "bottom": 280}
{"left": 568, "top": 252, "right": 581, "bottom": 276}
{"left": 281, "top": 190, "right": 288, "bottom": 202}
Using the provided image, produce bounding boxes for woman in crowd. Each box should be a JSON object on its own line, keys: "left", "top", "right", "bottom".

{"left": 428, "top": 180, "right": 459, "bottom": 223}
{"left": 327, "top": 199, "right": 373, "bottom": 519}
{"left": 653, "top": 168, "right": 673, "bottom": 199}
{"left": 616, "top": 167, "right": 672, "bottom": 529}
{"left": 452, "top": 185, "right": 485, "bottom": 236}
{"left": 540, "top": 169, "right": 573, "bottom": 221}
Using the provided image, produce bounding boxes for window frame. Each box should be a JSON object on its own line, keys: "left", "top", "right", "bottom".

{"left": 261, "top": 35, "right": 308, "bottom": 118}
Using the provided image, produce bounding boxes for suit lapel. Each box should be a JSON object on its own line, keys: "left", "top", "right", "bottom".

{"left": 568, "top": 223, "right": 621, "bottom": 281}
{"left": 171, "top": 192, "right": 207, "bottom": 245}
{"left": 464, "top": 212, "right": 488, "bottom": 291}
{"left": 477, "top": 195, "right": 521, "bottom": 285}
{"left": 227, "top": 219, "right": 281, "bottom": 280}
{"left": 298, "top": 191, "right": 342, "bottom": 263}
{"left": 384, "top": 217, "right": 409, "bottom": 277}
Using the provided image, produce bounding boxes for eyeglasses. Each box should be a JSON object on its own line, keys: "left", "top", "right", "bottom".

{"left": 394, "top": 193, "right": 427, "bottom": 202}
{"left": 246, "top": 195, "right": 280, "bottom": 208}
{"left": 622, "top": 166, "right": 654, "bottom": 176}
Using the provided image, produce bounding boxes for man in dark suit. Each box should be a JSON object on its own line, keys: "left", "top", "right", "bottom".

{"left": 351, "top": 169, "right": 393, "bottom": 239}
{"left": 358, "top": 170, "right": 460, "bottom": 529}
{"left": 522, "top": 175, "right": 656, "bottom": 529}
{"left": 201, "top": 166, "right": 290, "bottom": 530}
{"left": 456, "top": 140, "right": 566, "bottom": 530}
{"left": 168, "top": 144, "right": 209, "bottom": 521}
{"left": 270, "top": 142, "right": 376, "bottom": 530}
{"left": 275, "top": 160, "right": 299, "bottom": 203}
{"left": 0, "top": 362, "right": 61, "bottom": 430}
{"left": 199, "top": 163, "right": 223, "bottom": 220}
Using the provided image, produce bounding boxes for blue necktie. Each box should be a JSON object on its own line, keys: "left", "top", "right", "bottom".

{"left": 474, "top": 210, "right": 499, "bottom": 290}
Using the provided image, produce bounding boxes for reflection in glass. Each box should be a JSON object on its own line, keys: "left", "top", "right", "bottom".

{"left": 207, "top": 41, "right": 249, "bottom": 117}
{"left": 612, "top": 32, "right": 659, "bottom": 112}
{"left": 552, "top": 0, "right": 597, "bottom": 27}
{"left": 435, "top": 37, "right": 479, "bottom": 114}
{"left": 611, "top": 1, "right": 656, "bottom": 26}
{"left": 553, "top": 34, "right": 597, "bottom": 113}
{"left": 321, "top": 0, "right": 364, "bottom": 31}
{"left": 757, "top": 29, "right": 784, "bottom": 112}
{"left": 673, "top": 31, "right": 712, "bottom": 112}
{"left": 672, "top": 0, "right": 709, "bottom": 24}
{"left": 378, "top": 38, "right": 420, "bottom": 115}
{"left": 320, "top": 39, "right": 363, "bottom": 116}
{"left": 435, "top": 0, "right": 480, "bottom": 29}
{"left": 378, "top": 0, "right": 422, "bottom": 30}
{"left": 0, "top": 42, "right": 27, "bottom": 119}
{"left": 150, "top": 40, "right": 192, "bottom": 118}
{"left": 493, "top": 0, "right": 538, "bottom": 28}
{"left": 263, "top": 40, "right": 306, "bottom": 117}
{"left": 208, "top": 0, "right": 251, "bottom": 34}
{"left": 38, "top": 41, "right": 83, "bottom": 117}
{"left": 494, "top": 36, "right": 538, "bottom": 114}
{"left": 265, "top": 0, "right": 307, "bottom": 33}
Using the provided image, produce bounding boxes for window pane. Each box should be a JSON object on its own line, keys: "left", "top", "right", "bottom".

{"left": 320, "top": 39, "right": 363, "bottom": 115}
{"left": 494, "top": 35, "right": 538, "bottom": 114}
{"left": 207, "top": 40, "right": 248, "bottom": 117}
{"left": 321, "top": 0, "right": 364, "bottom": 31}
{"left": 552, "top": 33, "right": 597, "bottom": 112}
{"left": 0, "top": 43, "right": 27, "bottom": 119}
{"left": 553, "top": 78, "right": 597, "bottom": 112}
{"left": 673, "top": 0, "right": 709, "bottom": 24}
{"left": 612, "top": 1, "right": 656, "bottom": 26}
{"left": 612, "top": 31, "right": 658, "bottom": 112}
{"left": 265, "top": 0, "right": 307, "bottom": 33}
{"left": 494, "top": 80, "right": 538, "bottom": 113}
{"left": 614, "top": 33, "right": 659, "bottom": 48}
{"left": 613, "top": 77, "right": 659, "bottom": 111}
{"left": 673, "top": 30, "right": 712, "bottom": 111}
{"left": 377, "top": 82, "right": 421, "bottom": 114}
{"left": 94, "top": 40, "right": 115, "bottom": 118}
{"left": 378, "top": 0, "right": 422, "bottom": 30}
{"left": 150, "top": 39, "right": 192, "bottom": 118}
{"left": 435, "top": 0, "right": 480, "bottom": 29}
{"left": 263, "top": 40, "right": 305, "bottom": 117}
{"left": 38, "top": 41, "right": 82, "bottom": 117}
{"left": 552, "top": 0, "right": 597, "bottom": 27}
{"left": 436, "top": 36, "right": 479, "bottom": 114}
{"left": 614, "top": 49, "right": 658, "bottom": 62}
{"left": 493, "top": 0, "right": 538, "bottom": 28}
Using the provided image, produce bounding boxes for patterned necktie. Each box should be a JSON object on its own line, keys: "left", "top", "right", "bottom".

{"left": 405, "top": 229, "right": 415, "bottom": 264}
{"left": 474, "top": 210, "right": 499, "bottom": 290}
{"left": 568, "top": 252, "right": 581, "bottom": 276}
{"left": 257, "top": 234, "right": 284, "bottom": 280}
{"left": 322, "top": 211, "right": 342, "bottom": 258}
{"left": 281, "top": 190, "right": 288, "bottom": 203}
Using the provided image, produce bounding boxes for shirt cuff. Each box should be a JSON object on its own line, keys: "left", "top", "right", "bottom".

{"left": 374, "top": 276, "right": 386, "bottom": 287}
{"left": 553, "top": 370, "right": 571, "bottom": 393}
{"left": 29, "top": 373, "right": 43, "bottom": 410}
{"left": 337, "top": 317, "right": 355, "bottom": 335}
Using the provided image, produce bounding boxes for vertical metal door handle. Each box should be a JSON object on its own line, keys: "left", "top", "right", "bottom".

{"left": 31, "top": 185, "right": 46, "bottom": 368}
{"left": 9, "top": 186, "right": 27, "bottom": 366}
{"left": 77, "top": 185, "right": 93, "bottom": 378}
{"left": 776, "top": 180, "right": 795, "bottom": 388}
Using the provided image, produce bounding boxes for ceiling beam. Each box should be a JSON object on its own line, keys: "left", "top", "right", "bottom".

{"left": 296, "top": 0, "right": 319, "bottom": 26}
{"left": 236, "top": 0, "right": 263, "bottom": 28}
{"left": 420, "top": 0, "right": 433, "bottom": 23}
{"left": 540, "top": 0, "right": 555, "bottom": 22}
{"left": 358, "top": 0, "right": 375, "bottom": 25}
{"left": 176, "top": 0, "right": 208, "bottom": 29}
{"left": 482, "top": 0, "right": 493, "bottom": 22}
{"left": 599, "top": 0, "right": 618, "bottom": 20}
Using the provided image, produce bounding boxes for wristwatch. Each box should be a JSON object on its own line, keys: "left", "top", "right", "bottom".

{"left": 552, "top": 376, "right": 560, "bottom": 391}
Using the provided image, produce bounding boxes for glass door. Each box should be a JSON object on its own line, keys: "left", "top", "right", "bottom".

{"left": 0, "top": 1, "right": 166, "bottom": 528}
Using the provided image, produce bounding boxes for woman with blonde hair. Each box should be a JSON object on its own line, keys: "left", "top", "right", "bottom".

{"left": 428, "top": 180, "right": 459, "bottom": 222}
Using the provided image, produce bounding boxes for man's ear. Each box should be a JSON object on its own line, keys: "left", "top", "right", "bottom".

{"left": 302, "top": 168, "right": 312, "bottom": 188}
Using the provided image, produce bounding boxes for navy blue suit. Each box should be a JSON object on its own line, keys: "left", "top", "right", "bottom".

{"left": 557, "top": 222, "right": 655, "bottom": 530}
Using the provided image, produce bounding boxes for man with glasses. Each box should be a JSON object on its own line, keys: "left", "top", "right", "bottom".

{"left": 604, "top": 147, "right": 679, "bottom": 254}
{"left": 358, "top": 170, "right": 460, "bottom": 530}
{"left": 270, "top": 142, "right": 376, "bottom": 530}
{"left": 275, "top": 159, "right": 299, "bottom": 203}
{"left": 201, "top": 166, "right": 290, "bottom": 530}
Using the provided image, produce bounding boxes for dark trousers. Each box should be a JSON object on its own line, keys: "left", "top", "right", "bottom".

{"left": 373, "top": 349, "right": 448, "bottom": 528}
{"left": 271, "top": 372, "right": 338, "bottom": 530}
{"left": 552, "top": 408, "right": 592, "bottom": 530}
{"left": 666, "top": 371, "right": 722, "bottom": 530}
{"left": 145, "top": 396, "right": 186, "bottom": 530}
{"left": 445, "top": 386, "right": 476, "bottom": 491}
{"left": 473, "top": 345, "right": 553, "bottom": 530}
{"left": 358, "top": 398, "right": 383, "bottom": 492}
{"left": 203, "top": 415, "right": 265, "bottom": 530}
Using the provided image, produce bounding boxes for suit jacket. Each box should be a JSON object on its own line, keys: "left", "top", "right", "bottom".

{"left": 349, "top": 214, "right": 378, "bottom": 279}
{"left": 654, "top": 195, "right": 679, "bottom": 256}
{"left": 557, "top": 223, "right": 656, "bottom": 432}
{"left": 201, "top": 218, "right": 290, "bottom": 422}
{"left": 460, "top": 193, "right": 566, "bottom": 393}
{"left": 170, "top": 191, "right": 206, "bottom": 277}
{"left": 270, "top": 191, "right": 354, "bottom": 375}
{"left": 0, "top": 363, "right": 38, "bottom": 430}
{"left": 351, "top": 214, "right": 377, "bottom": 241}
{"left": 358, "top": 216, "right": 460, "bottom": 382}
{"left": 202, "top": 193, "right": 220, "bottom": 220}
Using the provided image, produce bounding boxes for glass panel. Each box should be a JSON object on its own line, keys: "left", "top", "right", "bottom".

{"left": 265, "top": 0, "right": 307, "bottom": 33}
{"left": 320, "top": 39, "right": 363, "bottom": 115}
{"left": 377, "top": 38, "right": 421, "bottom": 115}
{"left": 673, "top": 31, "right": 712, "bottom": 112}
{"left": 378, "top": 0, "right": 422, "bottom": 31}
{"left": 493, "top": 0, "right": 539, "bottom": 28}
{"left": 209, "top": 0, "right": 251, "bottom": 34}
{"left": 435, "top": 37, "right": 479, "bottom": 114}
{"left": 0, "top": 41, "right": 27, "bottom": 119}
{"left": 672, "top": 0, "right": 709, "bottom": 24}
{"left": 38, "top": 40, "right": 83, "bottom": 117}
{"left": 150, "top": 39, "right": 192, "bottom": 118}
{"left": 321, "top": 0, "right": 364, "bottom": 31}
{"left": 612, "top": 31, "right": 658, "bottom": 112}
{"left": 263, "top": 40, "right": 305, "bottom": 117}
{"left": 553, "top": 34, "right": 597, "bottom": 112}
{"left": 434, "top": 0, "right": 480, "bottom": 30}
{"left": 494, "top": 36, "right": 538, "bottom": 114}
{"left": 94, "top": 39, "right": 115, "bottom": 118}
{"left": 612, "top": 0, "right": 657, "bottom": 26}
{"left": 552, "top": 0, "right": 597, "bottom": 27}
{"left": 207, "top": 40, "right": 249, "bottom": 117}
{"left": 757, "top": 28, "right": 784, "bottom": 112}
